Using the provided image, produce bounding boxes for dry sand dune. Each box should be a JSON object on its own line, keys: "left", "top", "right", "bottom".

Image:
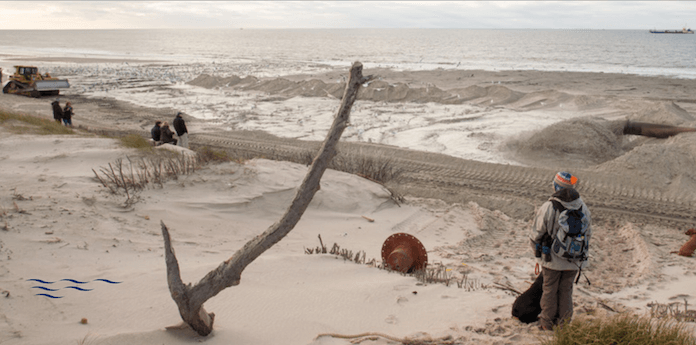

{"left": 187, "top": 68, "right": 696, "bottom": 194}
{"left": 1, "top": 65, "right": 696, "bottom": 344}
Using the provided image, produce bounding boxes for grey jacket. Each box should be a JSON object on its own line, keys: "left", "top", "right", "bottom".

{"left": 530, "top": 188, "right": 591, "bottom": 271}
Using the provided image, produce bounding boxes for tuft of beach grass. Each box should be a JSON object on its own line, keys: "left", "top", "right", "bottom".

{"left": 0, "top": 110, "right": 74, "bottom": 135}
{"left": 541, "top": 313, "right": 696, "bottom": 345}
{"left": 119, "top": 134, "right": 154, "bottom": 151}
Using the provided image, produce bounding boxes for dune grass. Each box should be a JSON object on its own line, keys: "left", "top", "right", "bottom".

{"left": 541, "top": 313, "right": 696, "bottom": 345}
{"left": 0, "top": 109, "right": 74, "bottom": 135}
{"left": 194, "top": 146, "right": 233, "bottom": 163}
{"left": 189, "top": 144, "right": 402, "bottom": 185}
{"left": 1, "top": 108, "right": 402, "bottom": 193}
{"left": 119, "top": 133, "right": 154, "bottom": 151}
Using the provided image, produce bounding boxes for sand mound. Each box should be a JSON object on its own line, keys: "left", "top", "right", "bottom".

{"left": 593, "top": 132, "right": 696, "bottom": 195}
{"left": 450, "top": 85, "right": 524, "bottom": 106}
{"left": 573, "top": 94, "right": 609, "bottom": 110}
{"left": 286, "top": 79, "right": 344, "bottom": 98}
{"left": 587, "top": 223, "right": 656, "bottom": 293}
{"left": 514, "top": 117, "right": 624, "bottom": 165}
{"left": 449, "top": 85, "right": 488, "bottom": 101}
{"left": 187, "top": 74, "right": 258, "bottom": 89}
{"left": 358, "top": 80, "right": 454, "bottom": 103}
{"left": 186, "top": 74, "right": 536, "bottom": 105}
{"left": 509, "top": 90, "right": 575, "bottom": 110}
{"left": 627, "top": 101, "right": 695, "bottom": 126}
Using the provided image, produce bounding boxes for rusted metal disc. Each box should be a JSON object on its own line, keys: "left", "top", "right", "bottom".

{"left": 381, "top": 233, "right": 428, "bottom": 273}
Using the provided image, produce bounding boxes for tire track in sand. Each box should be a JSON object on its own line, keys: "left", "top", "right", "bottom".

{"left": 191, "top": 131, "right": 696, "bottom": 229}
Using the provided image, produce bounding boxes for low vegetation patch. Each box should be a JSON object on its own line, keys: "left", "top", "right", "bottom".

{"left": 92, "top": 151, "right": 200, "bottom": 206}
{"left": 542, "top": 313, "right": 696, "bottom": 345}
{"left": 0, "top": 110, "right": 403, "bottom": 205}
{"left": 0, "top": 110, "right": 74, "bottom": 135}
{"left": 304, "top": 235, "right": 483, "bottom": 291}
{"left": 194, "top": 146, "right": 233, "bottom": 163}
{"left": 119, "top": 134, "right": 154, "bottom": 151}
{"left": 330, "top": 152, "right": 402, "bottom": 184}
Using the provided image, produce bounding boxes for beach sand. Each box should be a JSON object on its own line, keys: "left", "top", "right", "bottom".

{"left": 1, "top": 60, "right": 696, "bottom": 345}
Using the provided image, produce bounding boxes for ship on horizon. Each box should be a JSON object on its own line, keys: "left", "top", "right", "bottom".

{"left": 649, "top": 26, "right": 694, "bottom": 34}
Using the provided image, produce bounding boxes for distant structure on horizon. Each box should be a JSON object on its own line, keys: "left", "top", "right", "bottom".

{"left": 649, "top": 26, "right": 694, "bottom": 34}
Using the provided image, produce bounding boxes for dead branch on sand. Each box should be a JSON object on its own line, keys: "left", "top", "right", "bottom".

{"left": 648, "top": 300, "right": 696, "bottom": 322}
{"left": 0, "top": 205, "right": 8, "bottom": 231}
{"left": 161, "top": 62, "right": 373, "bottom": 336}
{"left": 316, "top": 332, "right": 459, "bottom": 344}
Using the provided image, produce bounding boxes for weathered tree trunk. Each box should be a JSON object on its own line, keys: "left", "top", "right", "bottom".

{"left": 161, "top": 62, "right": 373, "bottom": 336}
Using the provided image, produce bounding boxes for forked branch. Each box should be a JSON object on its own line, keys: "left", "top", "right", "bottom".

{"left": 161, "top": 61, "right": 373, "bottom": 336}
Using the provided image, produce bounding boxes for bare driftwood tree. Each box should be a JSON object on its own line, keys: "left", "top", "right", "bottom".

{"left": 161, "top": 61, "right": 373, "bottom": 336}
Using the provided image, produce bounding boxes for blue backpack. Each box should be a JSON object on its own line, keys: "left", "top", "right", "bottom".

{"left": 550, "top": 201, "right": 589, "bottom": 261}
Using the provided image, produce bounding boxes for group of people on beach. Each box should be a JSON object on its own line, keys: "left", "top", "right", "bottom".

{"left": 150, "top": 112, "right": 189, "bottom": 149}
{"left": 50, "top": 100, "right": 74, "bottom": 127}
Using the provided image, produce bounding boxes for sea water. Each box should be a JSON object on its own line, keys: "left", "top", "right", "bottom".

{"left": 1, "top": 29, "right": 695, "bottom": 78}
{"left": 1, "top": 29, "right": 694, "bottom": 164}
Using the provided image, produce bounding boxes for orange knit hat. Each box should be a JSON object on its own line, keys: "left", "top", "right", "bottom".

{"left": 553, "top": 172, "right": 578, "bottom": 191}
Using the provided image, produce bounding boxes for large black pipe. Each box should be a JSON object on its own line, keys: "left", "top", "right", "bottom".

{"left": 623, "top": 121, "right": 696, "bottom": 139}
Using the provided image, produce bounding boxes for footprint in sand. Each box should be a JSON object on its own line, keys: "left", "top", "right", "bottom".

{"left": 385, "top": 315, "right": 398, "bottom": 324}
{"left": 397, "top": 296, "right": 409, "bottom": 305}
{"left": 392, "top": 283, "right": 410, "bottom": 291}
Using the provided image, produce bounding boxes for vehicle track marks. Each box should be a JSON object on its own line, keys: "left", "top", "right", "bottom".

{"left": 190, "top": 132, "right": 695, "bottom": 228}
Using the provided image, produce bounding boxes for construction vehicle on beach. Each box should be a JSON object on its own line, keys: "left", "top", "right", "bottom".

{"left": 2, "top": 65, "right": 70, "bottom": 97}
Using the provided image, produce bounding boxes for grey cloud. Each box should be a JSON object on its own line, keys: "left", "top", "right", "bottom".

{"left": 1, "top": 1, "right": 696, "bottom": 30}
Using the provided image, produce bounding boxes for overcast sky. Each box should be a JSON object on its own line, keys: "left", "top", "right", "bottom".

{"left": 1, "top": 1, "right": 694, "bottom": 30}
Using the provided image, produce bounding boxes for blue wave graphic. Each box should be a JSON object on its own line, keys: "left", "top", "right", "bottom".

{"left": 31, "top": 286, "right": 60, "bottom": 292}
{"left": 27, "top": 279, "right": 56, "bottom": 284}
{"left": 93, "top": 279, "right": 122, "bottom": 284}
{"left": 65, "top": 286, "right": 93, "bottom": 291}
{"left": 28, "top": 278, "right": 122, "bottom": 284}
{"left": 60, "top": 279, "right": 88, "bottom": 284}
{"left": 29, "top": 278, "right": 123, "bottom": 298}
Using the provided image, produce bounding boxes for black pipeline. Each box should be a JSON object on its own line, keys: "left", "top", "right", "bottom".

{"left": 623, "top": 121, "right": 696, "bottom": 139}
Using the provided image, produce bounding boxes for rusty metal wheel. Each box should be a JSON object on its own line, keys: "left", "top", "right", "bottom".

{"left": 381, "top": 233, "right": 428, "bottom": 273}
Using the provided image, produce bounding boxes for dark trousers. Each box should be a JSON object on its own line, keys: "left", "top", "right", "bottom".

{"left": 539, "top": 267, "right": 576, "bottom": 329}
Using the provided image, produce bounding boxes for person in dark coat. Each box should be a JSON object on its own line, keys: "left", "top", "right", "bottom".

{"left": 51, "top": 100, "right": 63, "bottom": 123}
{"left": 160, "top": 121, "right": 177, "bottom": 145}
{"left": 172, "top": 112, "right": 189, "bottom": 149}
{"left": 151, "top": 121, "right": 162, "bottom": 143}
{"left": 62, "top": 102, "right": 73, "bottom": 127}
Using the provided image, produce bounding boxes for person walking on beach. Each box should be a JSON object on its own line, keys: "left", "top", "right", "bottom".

{"left": 51, "top": 100, "right": 63, "bottom": 124}
{"left": 160, "top": 121, "right": 177, "bottom": 145}
{"left": 530, "top": 172, "right": 591, "bottom": 331}
{"left": 173, "top": 112, "right": 189, "bottom": 149}
{"left": 62, "top": 102, "right": 73, "bottom": 127}
{"left": 151, "top": 121, "right": 162, "bottom": 144}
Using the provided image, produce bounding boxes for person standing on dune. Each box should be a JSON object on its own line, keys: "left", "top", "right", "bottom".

{"left": 62, "top": 102, "right": 73, "bottom": 127}
{"left": 51, "top": 100, "right": 63, "bottom": 124}
{"left": 530, "top": 172, "right": 591, "bottom": 331}
{"left": 173, "top": 112, "right": 189, "bottom": 149}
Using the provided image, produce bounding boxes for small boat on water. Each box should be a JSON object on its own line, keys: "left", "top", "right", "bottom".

{"left": 649, "top": 26, "right": 694, "bottom": 34}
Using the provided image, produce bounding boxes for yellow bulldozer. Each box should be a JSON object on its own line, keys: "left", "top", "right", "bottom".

{"left": 2, "top": 65, "right": 70, "bottom": 97}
